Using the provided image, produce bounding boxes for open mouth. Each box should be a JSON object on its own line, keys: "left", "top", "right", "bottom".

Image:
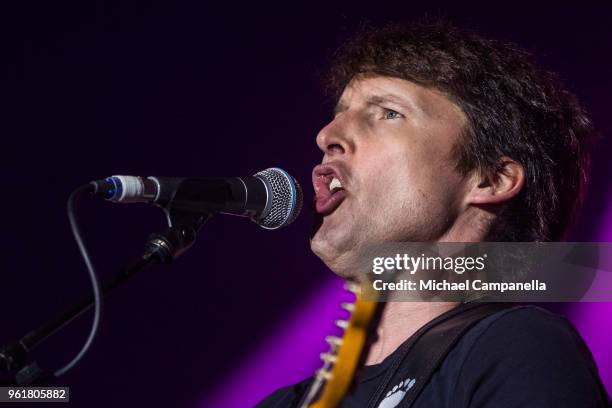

{"left": 312, "top": 163, "right": 349, "bottom": 215}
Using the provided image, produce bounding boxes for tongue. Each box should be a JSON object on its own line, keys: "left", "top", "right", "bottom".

{"left": 315, "top": 189, "right": 347, "bottom": 215}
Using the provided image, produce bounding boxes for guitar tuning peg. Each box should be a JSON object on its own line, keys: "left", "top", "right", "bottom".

{"left": 335, "top": 319, "right": 349, "bottom": 330}
{"left": 316, "top": 369, "right": 333, "bottom": 381}
{"left": 343, "top": 281, "right": 360, "bottom": 293}
{"left": 341, "top": 302, "right": 355, "bottom": 312}
{"left": 320, "top": 352, "right": 338, "bottom": 363}
{"left": 325, "top": 336, "right": 343, "bottom": 346}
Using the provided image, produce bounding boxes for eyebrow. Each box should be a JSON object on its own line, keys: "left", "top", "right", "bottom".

{"left": 368, "top": 94, "right": 410, "bottom": 108}
{"left": 333, "top": 93, "right": 420, "bottom": 116}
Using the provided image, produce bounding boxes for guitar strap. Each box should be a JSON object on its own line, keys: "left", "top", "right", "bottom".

{"left": 365, "top": 301, "right": 513, "bottom": 408}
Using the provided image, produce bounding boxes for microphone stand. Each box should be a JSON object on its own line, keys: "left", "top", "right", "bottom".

{"left": 0, "top": 210, "right": 211, "bottom": 386}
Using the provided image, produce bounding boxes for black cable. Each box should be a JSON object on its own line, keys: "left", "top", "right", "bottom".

{"left": 54, "top": 183, "right": 103, "bottom": 377}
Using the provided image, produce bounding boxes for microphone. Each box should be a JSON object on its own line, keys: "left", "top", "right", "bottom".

{"left": 90, "top": 168, "right": 303, "bottom": 230}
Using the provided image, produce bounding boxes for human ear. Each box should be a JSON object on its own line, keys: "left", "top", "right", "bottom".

{"left": 466, "top": 157, "right": 525, "bottom": 205}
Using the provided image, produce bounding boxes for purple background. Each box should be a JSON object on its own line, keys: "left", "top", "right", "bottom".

{"left": 2, "top": 2, "right": 611, "bottom": 407}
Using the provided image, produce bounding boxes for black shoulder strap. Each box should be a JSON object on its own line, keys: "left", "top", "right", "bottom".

{"left": 366, "top": 302, "right": 511, "bottom": 408}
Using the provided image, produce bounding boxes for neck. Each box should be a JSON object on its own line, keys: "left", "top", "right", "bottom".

{"left": 364, "top": 301, "right": 459, "bottom": 365}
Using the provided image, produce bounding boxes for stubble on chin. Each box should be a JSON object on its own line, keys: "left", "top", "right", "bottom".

{"left": 310, "top": 220, "right": 365, "bottom": 279}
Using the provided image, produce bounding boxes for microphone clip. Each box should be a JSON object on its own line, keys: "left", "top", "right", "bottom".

{"left": 145, "top": 210, "right": 212, "bottom": 265}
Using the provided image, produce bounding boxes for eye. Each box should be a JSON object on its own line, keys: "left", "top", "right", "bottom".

{"left": 383, "top": 109, "right": 403, "bottom": 120}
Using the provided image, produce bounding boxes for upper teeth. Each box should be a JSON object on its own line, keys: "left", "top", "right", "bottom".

{"left": 329, "top": 177, "right": 342, "bottom": 191}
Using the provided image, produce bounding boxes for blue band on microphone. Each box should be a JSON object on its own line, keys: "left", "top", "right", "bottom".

{"left": 106, "top": 177, "right": 122, "bottom": 201}
{"left": 274, "top": 167, "right": 297, "bottom": 218}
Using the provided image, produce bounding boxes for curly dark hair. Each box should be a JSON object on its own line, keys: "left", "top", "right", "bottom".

{"left": 327, "top": 21, "right": 594, "bottom": 242}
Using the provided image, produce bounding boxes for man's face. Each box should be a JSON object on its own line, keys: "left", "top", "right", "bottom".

{"left": 310, "top": 75, "right": 470, "bottom": 276}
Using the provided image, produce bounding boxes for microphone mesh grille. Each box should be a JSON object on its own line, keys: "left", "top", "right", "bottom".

{"left": 254, "top": 168, "right": 303, "bottom": 229}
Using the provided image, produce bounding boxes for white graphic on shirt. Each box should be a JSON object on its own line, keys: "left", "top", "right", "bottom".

{"left": 377, "top": 377, "right": 416, "bottom": 408}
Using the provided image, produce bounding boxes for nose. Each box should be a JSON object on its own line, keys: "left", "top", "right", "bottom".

{"left": 315, "top": 116, "right": 355, "bottom": 158}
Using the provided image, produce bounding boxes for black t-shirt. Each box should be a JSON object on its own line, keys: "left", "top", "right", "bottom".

{"left": 257, "top": 305, "right": 610, "bottom": 407}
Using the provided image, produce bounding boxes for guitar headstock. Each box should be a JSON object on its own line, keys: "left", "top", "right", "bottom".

{"left": 300, "top": 281, "right": 379, "bottom": 408}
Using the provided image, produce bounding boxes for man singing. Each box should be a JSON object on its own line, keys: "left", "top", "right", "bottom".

{"left": 258, "top": 22, "right": 610, "bottom": 407}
